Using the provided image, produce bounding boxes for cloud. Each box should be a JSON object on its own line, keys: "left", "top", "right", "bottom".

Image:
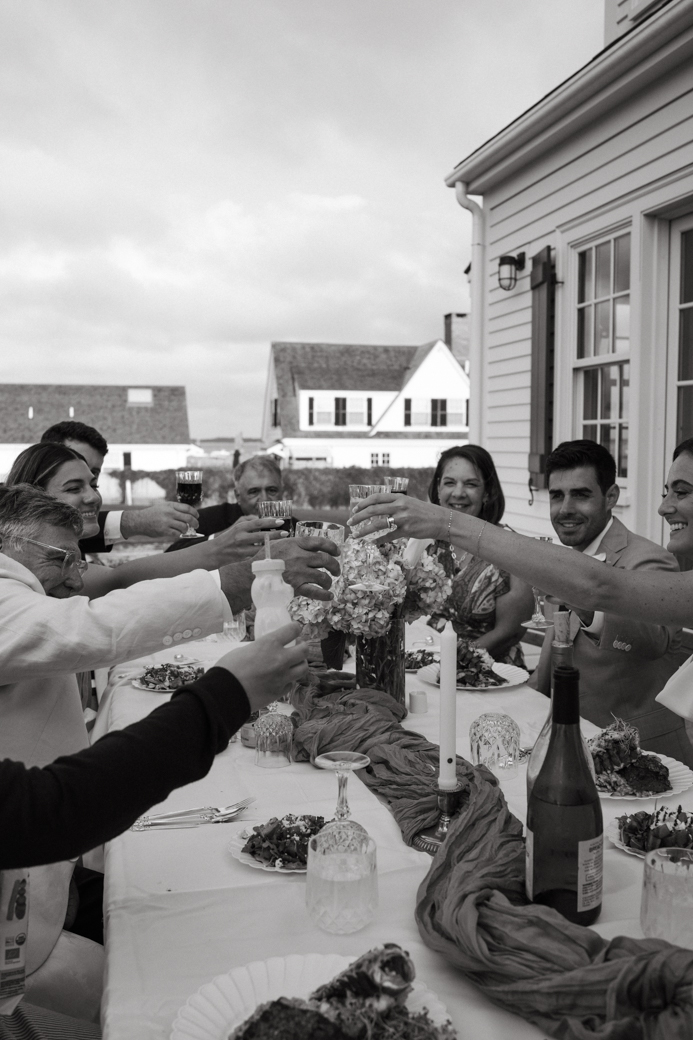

{"left": 0, "top": 0, "right": 603, "bottom": 437}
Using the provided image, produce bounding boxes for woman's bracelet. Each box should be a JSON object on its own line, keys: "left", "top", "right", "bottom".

{"left": 446, "top": 510, "right": 486, "bottom": 563}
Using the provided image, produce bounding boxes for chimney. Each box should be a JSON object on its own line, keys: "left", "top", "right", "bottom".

{"left": 444, "top": 313, "right": 470, "bottom": 365}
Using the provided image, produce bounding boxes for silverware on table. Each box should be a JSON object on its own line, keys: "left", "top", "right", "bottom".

{"left": 130, "top": 796, "right": 255, "bottom": 831}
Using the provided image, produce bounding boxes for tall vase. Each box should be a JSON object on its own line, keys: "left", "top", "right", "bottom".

{"left": 355, "top": 617, "right": 406, "bottom": 707}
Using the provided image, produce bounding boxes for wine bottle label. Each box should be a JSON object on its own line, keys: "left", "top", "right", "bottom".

{"left": 0, "top": 870, "right": 27, "bottom": 1008}
{"left": 525, "top": 827, "right": 534, "bottom": 900}
{"left": 577, "top": 833, "right": 603, "bottom": 913}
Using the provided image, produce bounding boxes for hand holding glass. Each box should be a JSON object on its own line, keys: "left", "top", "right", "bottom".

{"left": 175, "top": 471, "right": 204, "bottom": 539}
{"left": 522, "top": 537, "right": 554, "bottom": 630}
{"left": 348, "top": 485, "right": 394, "bottom": 592}
{"left": 258, "top": 500, "right": 293, "bottom": 534}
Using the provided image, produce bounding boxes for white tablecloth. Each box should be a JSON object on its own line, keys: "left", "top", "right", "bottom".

{"left": 97, "top": 623, "right": 680, "bottom": 1039}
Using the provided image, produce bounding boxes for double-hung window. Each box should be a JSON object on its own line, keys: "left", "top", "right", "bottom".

{"left": 574, "top": 232, "right": 630, "bottom": 478}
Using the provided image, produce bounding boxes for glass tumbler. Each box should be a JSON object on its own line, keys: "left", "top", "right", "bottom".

{"left": 258, "top": 500, "right": 293, "bottom": 534}
{"left": 469, "top": 712, "right": 521, "bottom": 780}
{"left": 254, "top": 708, "right": 293, "bottom": 768}
{"left": 641, "top": 848, "right": 693, "bottom": 949}
{"left": 306, "top": 826, "right": 378, "bottom": 934}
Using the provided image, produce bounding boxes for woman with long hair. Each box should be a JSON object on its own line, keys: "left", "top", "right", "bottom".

{"left": 425, "top": 445, "right": 533, "bottom": 665}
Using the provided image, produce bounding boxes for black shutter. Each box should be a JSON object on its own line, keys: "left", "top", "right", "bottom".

{"left": 367, "top": 397, "right": 372, "bottom": 425}
{"left": 528, "top": 246, "right": 556, "bottom": 489}
{"left": 335, "top": 398, "right": 346, "bottom": 426}
{"left": 308, "top": 397, "right": 314, "bottom": 426}
{"left": 404, "top": 399, "right": 411, "bottom": 427}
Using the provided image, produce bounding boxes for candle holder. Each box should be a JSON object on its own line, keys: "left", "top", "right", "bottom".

{"left": 412, "top": 783, "right": 464, "bottom": 855}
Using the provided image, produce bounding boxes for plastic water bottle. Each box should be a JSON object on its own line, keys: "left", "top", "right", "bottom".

{"left": 251, "top": 558, "right": 294, "bottom": 639}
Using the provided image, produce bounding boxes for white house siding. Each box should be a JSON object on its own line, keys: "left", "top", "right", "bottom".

{"left": 472, "top": 46, "right": 693, "bottom": 546}
{"left": 283, "top": 437, "right": 466, "bottom": 469}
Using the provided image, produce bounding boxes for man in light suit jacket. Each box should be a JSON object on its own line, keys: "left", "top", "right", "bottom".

{"left": 0, "top": 484, "right": 338, "bottom": 1019}
{"left": 530, "top": 440, "right": 693, "bottom": 767}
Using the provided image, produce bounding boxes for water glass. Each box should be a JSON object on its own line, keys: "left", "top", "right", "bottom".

{"left": 258, "top": 500, "right": 293, "bottom": 534}
{"left": 385, "top": 476, "right": 409, "bottom": 494}
{"left": 295, "top": 520, "right": 345, "bottom": 545}
{"left": 641, "top": 848, "right": 693, "bottom": 949}
{"left": 348, "top": 485, "right": 393, "bottom": 542}
{"left": 306, "top": 828, "right": 377, "bottom": 934}
{"left": 254, "top": 709, "right": 293, "bottom": 768}
{"left": 469, "top": 712, "right": 521, "bottom": 780}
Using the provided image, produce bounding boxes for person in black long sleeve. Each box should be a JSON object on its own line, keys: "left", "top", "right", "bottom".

{"left": 0, "top": 622, "right": 306, "bottom": 869}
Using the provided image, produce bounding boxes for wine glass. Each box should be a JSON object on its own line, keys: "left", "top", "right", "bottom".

{"left": 307, "top": 751, "right": 377, "bottom": 934}
{"left": 175, "top": 470, "right": 204, "bottom": 539}
{"left": 258, "top": 499, "right": 293, "bottom": 534}
{"left": 315, "top": 751, "right": 370, "bottom": 837}
{"left": 521, "top": 536, "right": 554, "bottom": 630}
{"left": 348, "top": 484, "right": 392, "bottom": 592}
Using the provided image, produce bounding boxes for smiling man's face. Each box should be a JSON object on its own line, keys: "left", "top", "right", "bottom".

{"left": 548, "top": 465, "right": 619, "bottom": 551}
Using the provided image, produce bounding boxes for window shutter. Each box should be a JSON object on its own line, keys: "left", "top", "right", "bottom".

{"left": 528, "top": 246, "right": 556, "bottom": 489}
{"left": 404, "top": 399, "right": 411, "bottom": 427}
{"left": 308, "top": 397, "right": 314, "bottom": 426}
{"left": 367, "top": 397, "right": 372, "bottom": 425}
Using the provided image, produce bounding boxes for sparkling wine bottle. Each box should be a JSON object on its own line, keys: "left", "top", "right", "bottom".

{"left": 525, "top": 665, "right": 603, "bottom": 926}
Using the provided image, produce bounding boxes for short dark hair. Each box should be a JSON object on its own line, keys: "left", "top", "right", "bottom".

{"left": 0, "top": 484, "right": 83, "bottom": 547}
{"left": 234, "top": 454, "right": 282, "bottom": 486}
{"left": 7, "top": 443, "right": 90, "bottom": 490}
{"left": 673, "top": 439, "right": 693, "bottom": 461}
{"left": 41, "top": 421, "right": 108, "bottom": 457}
{"left": 545, "top": 440, "right": 616, "bottom": 495}
{"left": 428, "top": 444, "right": 505, "bottom": 525}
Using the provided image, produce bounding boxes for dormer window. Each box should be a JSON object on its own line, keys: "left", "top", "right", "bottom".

{"left": 127, "top": 388, "right": 153, "bottom": 406}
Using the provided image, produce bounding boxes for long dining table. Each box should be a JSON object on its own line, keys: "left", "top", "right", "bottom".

{"left": 94, "top": 621, "right": 685, "bottom": 1040}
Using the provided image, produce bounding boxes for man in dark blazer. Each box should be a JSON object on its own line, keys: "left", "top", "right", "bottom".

{"left": 530, "top": 439, "right": 693, "bottom": 766}
{"left": 165, "top": 455, "right": 288, "bottom": 552}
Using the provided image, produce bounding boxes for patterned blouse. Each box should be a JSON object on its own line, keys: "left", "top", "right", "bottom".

{"left": 427, "top": 541, "right": 526, "bottom": 668}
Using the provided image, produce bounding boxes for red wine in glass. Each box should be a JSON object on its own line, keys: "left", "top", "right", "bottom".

{"left": 175, "top": 470, "right": 204, "bottom": 538}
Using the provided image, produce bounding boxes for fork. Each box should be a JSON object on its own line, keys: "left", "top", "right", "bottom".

{"left": 130, "top": 797, "right": 255, "bottom": 830}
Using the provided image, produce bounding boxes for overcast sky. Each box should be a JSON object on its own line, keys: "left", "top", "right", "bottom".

{"left": 0, "top": 0, "right": 604, "bottom": 439}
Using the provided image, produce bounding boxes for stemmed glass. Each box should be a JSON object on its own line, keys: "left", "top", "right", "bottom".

{"left": 175, "top": 470, "right": 204, "bottom": 539}
{"left": 315, "top": 751, "right": 370, "bottom": 839}
{"left": 348, "top": 484, "right": 392, "bottom": 592}
{"left": 307, "top": 751, "right": 377, "bottom": 934}
{"left": 521, "top": 536, "right": 554, "bottom": 630}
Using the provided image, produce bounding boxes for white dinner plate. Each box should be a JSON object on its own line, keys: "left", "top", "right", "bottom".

{"left": 131, "top": 678, "right": 175, "bottom": 692}
{"left": 227, "top": 830, "right": 307, "bottom": 874}
{"left": 417, "top": 661, "right": 529, "bottom": 692}
{"left": 597, "top": 754, "right": 693, "bottom": 800}
{"left": 170, "top": 953, "right": 451, "bottom": 1040}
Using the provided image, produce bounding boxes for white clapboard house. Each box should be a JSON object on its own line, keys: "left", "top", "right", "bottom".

{"left": 444, "top": 0, "right": 693, "bottom": 546}
{"left": 0, "top": 384, "right": 194, "bottom": 495}
{"left": 262, "top": 327, "right": 470, "bottom": 468}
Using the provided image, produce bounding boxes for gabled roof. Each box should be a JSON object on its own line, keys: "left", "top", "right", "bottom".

{"left": 271, "top": 341, "right": 439, "bottom": 437}
{"left": 0, "top": 384, "right": 191, "bottom": 444}
{"left": 444, "top": 0, "right": 693, "bottom": 192}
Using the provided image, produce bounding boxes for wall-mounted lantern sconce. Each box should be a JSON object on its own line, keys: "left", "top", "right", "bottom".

{"left": 498, "top": 252, "right": 525, "bottom": 291}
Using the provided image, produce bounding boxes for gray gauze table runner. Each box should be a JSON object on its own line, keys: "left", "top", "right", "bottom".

{"left": 290, "top": 679, "right": 693, "bottom": 1038}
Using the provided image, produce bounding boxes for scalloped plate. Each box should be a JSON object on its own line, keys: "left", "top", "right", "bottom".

{"left": 605, "top": 818, "right": 645, "bottom": 857}
{"left": 417, "top": 661, "right": 528, "bottom": 691}
{"left": 227, "top": 829, "right": 307, "bottom": 873}
{"left": 170, "top": 953, "right": 451, "bottom": 1040}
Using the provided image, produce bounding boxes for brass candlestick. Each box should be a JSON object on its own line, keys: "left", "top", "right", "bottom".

{"left": 411, "top": 783, "right": 464, "bottom": 855}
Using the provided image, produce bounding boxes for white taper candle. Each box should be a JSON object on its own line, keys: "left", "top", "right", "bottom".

{"left": 438, "top": 620, "right": 458, "bottom": 790}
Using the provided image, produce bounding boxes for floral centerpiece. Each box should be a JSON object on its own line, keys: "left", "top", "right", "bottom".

{"left": 290, "top": 539, "right": 452, "bottom": 705}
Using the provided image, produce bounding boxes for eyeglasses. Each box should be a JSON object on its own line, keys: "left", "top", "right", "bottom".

{"left": 19, "top": 537, "right": 89, "bottom": 578}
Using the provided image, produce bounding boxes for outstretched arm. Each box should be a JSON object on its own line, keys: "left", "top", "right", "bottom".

{"left": 349, "top": 495, "right": 693, "bottom": 629}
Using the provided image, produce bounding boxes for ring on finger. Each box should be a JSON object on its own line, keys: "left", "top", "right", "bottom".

{"left": 386, "top": 515, "right": 398, "bottom": 531}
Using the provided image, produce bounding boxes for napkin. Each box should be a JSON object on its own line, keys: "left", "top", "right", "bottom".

{"left": 655, "top": 653, "right": 693, "bottom": 720}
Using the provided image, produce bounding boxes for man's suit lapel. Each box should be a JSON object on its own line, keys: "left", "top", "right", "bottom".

{"left": 597, "top": 516, "right": 629, "bottom": 567}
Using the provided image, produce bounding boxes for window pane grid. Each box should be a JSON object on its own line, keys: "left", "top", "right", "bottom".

{"left": 576, "top": 233, "right": 630, "bottom": 360}
{"left": 578, "top": 362, "right": 629, "bottom": 478}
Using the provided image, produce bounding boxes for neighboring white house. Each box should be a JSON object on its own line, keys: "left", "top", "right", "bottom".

{"left": 261, "top": 332, "right": 470, "bottom": 468}
{"left": 0, "top": 384, "right": 194, "bottom": 480}
{"left": 444, "top": 0, "right": 693, "bottom": 545}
